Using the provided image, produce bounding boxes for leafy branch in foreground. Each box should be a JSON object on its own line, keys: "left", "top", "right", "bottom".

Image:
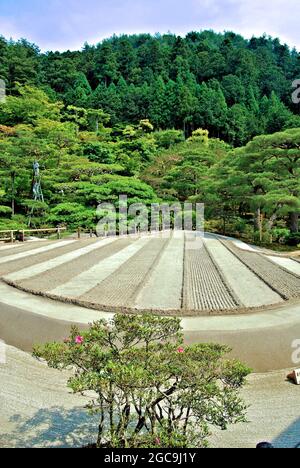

{"left": 33, "top": 314, "right": 251, "bottom": 448}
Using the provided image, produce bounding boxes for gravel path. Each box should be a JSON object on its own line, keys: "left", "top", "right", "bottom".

{"left": 183, "top": 243, "right": 238, "bottom": 311}
{"left": 224, "top": 241, "right": 300, "bottom": 300}
{"left": 205, "top": 239, "right": 283, "bottom": 307}
{"left": 232, "top": 239, "right": 258, "bottom": 252}
{"left": 134, "top": 232, "right": 184, "bottom": 310}
{"left": 1, "top": 346, "right": 299, "bottom": 448}
{"left": 211, "top": 370, "right": 300, "bottom": 449}
{"left": 0, "top": 346, "right": 96, "bottom": 448}
{"left": 82, "top": 237, "right": 168, "bottom": 308}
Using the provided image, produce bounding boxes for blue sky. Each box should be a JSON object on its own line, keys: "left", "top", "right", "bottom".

{"left": 0, "top": 0, "right": 299, "bottom": 52}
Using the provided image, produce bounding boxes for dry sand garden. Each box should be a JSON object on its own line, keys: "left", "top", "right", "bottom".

{"left": 1, "top": 235, "right": 300, "bottom": 449}
{"left": 1, "top": 232, "right": 300, "bottom": 316}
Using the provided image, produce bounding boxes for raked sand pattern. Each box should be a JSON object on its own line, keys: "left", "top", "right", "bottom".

{"left": 1, "top": 233, "right": 300, "bottom": 316}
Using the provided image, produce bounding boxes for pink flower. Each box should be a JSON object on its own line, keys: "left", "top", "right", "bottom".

{"left": 177, "top": 347, "right": 185, "bottom": 354}
{"left": 75, "top": 336, "right": 84, "bottom": 345}
{"left": 155, "top": 438, "right": 161, "bottom": 446}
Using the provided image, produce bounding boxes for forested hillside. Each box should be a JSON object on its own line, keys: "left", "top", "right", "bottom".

{"left": 0, "top": 31, "right": 299, "bottom": 245}
{"left": 1, "top": 31, "right": 300, "bottom": 143}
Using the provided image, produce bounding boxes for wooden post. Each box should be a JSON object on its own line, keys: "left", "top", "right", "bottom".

{"left": 259, "top": 213, "right": 264, "bottom": 243}
{"left": 90, "top": 229, "right": 93, "bottom": 238}
{"left": 10, "top": 231, "right": 14, "bottom": 244}
{"left": 77, "top": 227, "right": 81, "bottom": 240}
{"left": 21, "top": 230, "right": 25, "bottom": 242}
{"left": 57, "top": 228, "right": 61, "bottom": 240}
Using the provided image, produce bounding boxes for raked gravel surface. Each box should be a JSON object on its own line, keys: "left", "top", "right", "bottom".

{"left": 183, "top": 243, "right": 238, "bottom": 311}
{"left": 4, "top": 238, "right": 115, "bottom": 282}
{"left": 0, "top": 240, "right": 75, "bottom": 265}
{"left": 266, "top": 256, "right": 300, "bottom": 277}
{"left": 1, "top": 234, "right": 300, "bottom": 315}
{"left": 20, "top": 237, "right": 131, "bottom": 293}
{"left": 50, "top": 237, "right": 149, "bottom": 298}
{"left": 0, "top": 240, "right": 82, "bottom": 276}
{"left": 134, "top": 233, "right": 185, "bottom": 311}
{"left": 204, "top": 239, "right": 283, "bottom": 308}
{"left": 211, "top": 370, "right": 300, "bottom": 449}
{"left": 0, "top": 346, "right": 299, "bottom": 448}
{"left": 0, "top": 240, "right": 50, "bottom": 253}
{"left": 83, "top": 237, "right": 168, "bottom": 308}
{"left": 224, "top": 241, "right": 300, "bottom": 300}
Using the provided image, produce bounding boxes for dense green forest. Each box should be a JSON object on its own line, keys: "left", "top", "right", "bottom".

{"left": 1, "top": 31, "right": 300, "bottom": 142}
{"left": 0, "top": 31, "right": 299, "bottom": 245}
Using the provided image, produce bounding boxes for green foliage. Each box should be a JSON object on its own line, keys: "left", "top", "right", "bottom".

{"left": 231, "top": 128, "right": 300, "bottom": 234}
{"left": 0, "top": 85, "right": 159, "bottom": 230}
{"left": 285, "top": 233, "right": 300, "bottom": 247}
{"left": 0, "top": 32, "right": 299, "bottom": 139}
{"left": 82, "top": 141, "right": 116, "bottom": 164}
{"left": 153, "top": 130, "right": 185, "bottom": 149}
{"left": 0, "top": 215, "right": 27, "bottom": 231}
{"left": 187, "top": 128, "right": 209, "bottom": 144}
{"left": 33, "top": 314, "right": 250, "bottom": 448}
{"left": 271, "top": 228, "right": 290, "bottom": 243}
{"left": 1, "top": 30, "right": 300, "bottom": 242}
{"left": 0, "top": 85, "right": 63, "bottom": 125}
{"left": 0, "top": 205, "right": 12, "bottom": 216}
{"left": 143, "top": 126, "right": 300, "bottom": 243}
{"left": 144, "top": 133, "right": 230, "bottom": 201}
{"left": 46, "top": 203, "right": 95, "bottom": 230}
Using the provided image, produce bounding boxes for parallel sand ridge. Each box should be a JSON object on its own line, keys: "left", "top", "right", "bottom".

{"left": 1, "top": 233, "right": 300, "bottom": 315}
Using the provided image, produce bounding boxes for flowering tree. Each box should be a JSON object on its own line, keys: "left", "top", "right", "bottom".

{"left": 33, "top": 314, "right": 250, "bottom": 448}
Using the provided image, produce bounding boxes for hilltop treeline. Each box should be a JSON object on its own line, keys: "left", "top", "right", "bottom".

{"left": 1, "top": 31, "right": 300, "bottom": 145}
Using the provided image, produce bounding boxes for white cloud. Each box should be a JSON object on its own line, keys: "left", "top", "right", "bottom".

{"left": 191, "top": 0, "right": 300, "bottom": 49}
{"left": 0, "top": 0, "right": 300, "bottom": 51}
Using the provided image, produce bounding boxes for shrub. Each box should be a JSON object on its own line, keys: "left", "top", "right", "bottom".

{"left": 83, "top": 142, "right": 115, "bottom": 165}
{"left": 47, "top": 203, "right": 95, "bottom": 230}
{"left": 34, "top": 314, "right": 251, "bottom": 448}
{"left": 154, "top": 130, "right": 185, "bottom": 149}
{"left": 0, "top": 205, "right": 12, "bottom": 217}
{"left": 0, "top": 215, "right": 27, "bottom": 231}
{"left": 271, "top": 228, "right": 290, "bottom": 244}
{"left": 285, "top": 232, "right": 300, "bottom": 247}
